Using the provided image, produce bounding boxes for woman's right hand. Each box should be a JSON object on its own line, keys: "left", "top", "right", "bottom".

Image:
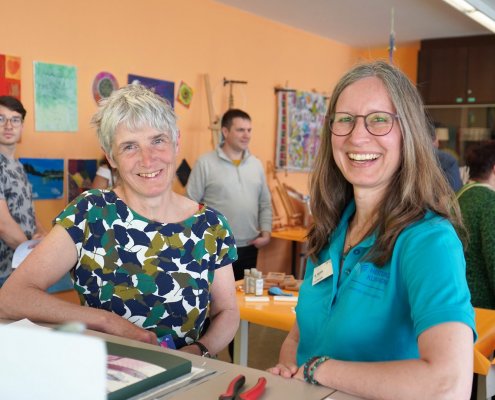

{"left": 268, "top": 322, "right": 301, "bottom": 378}
{"left": 125, "top": 326, "right": 158, "bottom": 345}
{"left": 99, "top": 313, "right": 158, "bottom": 345}
{"left": 267, "top": 362, "right": 298, "bottom": 378}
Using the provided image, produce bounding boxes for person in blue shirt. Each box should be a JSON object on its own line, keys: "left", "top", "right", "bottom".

{"left": 430, "top": 123, "right": 463, "bottom": 192}
{"left": 268, "top": 61, "right": 476, "bottom": 399}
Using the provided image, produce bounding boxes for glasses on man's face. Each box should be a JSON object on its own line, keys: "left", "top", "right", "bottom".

{"left": 0, "top": 115, "right": 23, "bottom": 128}
{"left": 329, "top": 111, "right": 399, "bottom": 136}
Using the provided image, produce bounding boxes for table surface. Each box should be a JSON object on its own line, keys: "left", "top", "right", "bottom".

{"left": 236, "top": 288, "right": 296, "bottom": 332}
{"left": 93, "top": 330, "right": 338, "bottom": 400}
{"left": 1, "top": 318, "right": 336, "bottom": 400}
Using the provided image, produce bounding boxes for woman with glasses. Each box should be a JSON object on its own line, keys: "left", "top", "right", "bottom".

{"left": 0, "top": 85, "right": 239, "bottom": 358}
{"left": 269, "top": 61, "right": 475, "bottom": 399}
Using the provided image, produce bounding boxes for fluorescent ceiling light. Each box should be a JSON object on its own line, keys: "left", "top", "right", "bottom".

{"left": 470, "top": 10, "right": 495, "bottom": 31}
{"left": 442, "top": 0, "right": 495, "bottom": 32}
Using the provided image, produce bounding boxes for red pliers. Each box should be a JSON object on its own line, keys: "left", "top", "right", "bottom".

{"left": 219, "top": 374, "right": 267, "bottom": 400}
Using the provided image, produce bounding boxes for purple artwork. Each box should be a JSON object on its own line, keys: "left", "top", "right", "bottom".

{"left": 127, "top": 74, "right": 174, "bottom": 109}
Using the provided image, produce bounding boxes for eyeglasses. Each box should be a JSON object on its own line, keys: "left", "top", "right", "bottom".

{"left": 329, "top": 111, "right": 399, "bottom": 137}
{"left": 0, "top": 115, "right": 23, "bottom": 127}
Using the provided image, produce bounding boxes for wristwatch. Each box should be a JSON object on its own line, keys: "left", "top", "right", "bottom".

{"left": 190, "top": 341, "right": 211, "bottom": 358}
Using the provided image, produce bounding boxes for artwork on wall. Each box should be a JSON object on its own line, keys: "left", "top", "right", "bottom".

{"left": 128, "top": 74, "right": 174, "bottom": 109}
{"left": 176, "top": 81, "right": 193, "bottom": 108}
{"left": 67, "top": 159, "right": 97, "bottom": 202}
{"left": 19, "top": 158, "right": 64, "bottom": 200}
{"left": 275, "top": 90, "right": 327, "bottom": 171}
{"left": 33, "top": 62, "right": 78, "bottom": 132}
{"left": 92, "top": 71, "right": 119, "bottom": 103}
{"left": 176, "top": 158, "right": 191, "bottom": 187}
{"left": 0, "top": 54, "right": 21, "bottom": 99}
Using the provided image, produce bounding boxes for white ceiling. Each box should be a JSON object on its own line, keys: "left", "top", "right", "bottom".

{"left": 214, "top": 0, "right": 493, "bottom": 47}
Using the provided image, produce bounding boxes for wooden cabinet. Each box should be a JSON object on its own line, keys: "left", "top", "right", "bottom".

{"left": 417, "top": 35, "right": 495, "bottom": 105}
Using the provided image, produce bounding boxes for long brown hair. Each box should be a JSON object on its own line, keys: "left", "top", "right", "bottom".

{"left": 307, "top": 61, "right": 463, "bottom": 266}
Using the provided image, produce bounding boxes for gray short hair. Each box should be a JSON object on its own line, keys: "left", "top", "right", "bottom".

{"left": 92, "top": 84, "right": 179, "bottom": 158}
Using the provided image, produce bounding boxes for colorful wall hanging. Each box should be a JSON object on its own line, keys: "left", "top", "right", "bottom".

{"left": 176, "top": 81, "right": 193, "bottom": 108}
{"left": 0, "top": 54, "right": 21, "bottom": 99}
{"left": 34, "top": 62, "right": 78, "bottom": 132}
{"left": 19, "top": 158, "right": 64, "bottom": 200}
{"left": 92, "top": 71, "right": 118, "bottom": 103}
{"left": 67, "top": 159, "right": 97, "bottom": 202}
{"left": 275, "top": 90, "right": 327, "bottom": 171}
{"left": 128, "top": 74, "right": 174, "bottom": 109}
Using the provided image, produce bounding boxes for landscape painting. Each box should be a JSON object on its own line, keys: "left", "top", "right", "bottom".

{"left": 19, "top": 158, "right": 64, "bottom": 200}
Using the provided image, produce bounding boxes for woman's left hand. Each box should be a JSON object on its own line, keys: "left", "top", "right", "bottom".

{"left": 292, "top": 366, "right": 304, "bottom": 381}
{"left": 180, "top": 344, "right": 203, "bottom": 356}
{"left": 267, "top": 362, "right": 298, "bottom": 378}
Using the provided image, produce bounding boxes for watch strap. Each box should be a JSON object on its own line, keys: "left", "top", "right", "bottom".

{"left": 191, "top": 341, "right": 211, "bottom": 358}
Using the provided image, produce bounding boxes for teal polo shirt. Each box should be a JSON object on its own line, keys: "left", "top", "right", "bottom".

{"left": 296, "top": 202, "right": 476, "bottom": 366}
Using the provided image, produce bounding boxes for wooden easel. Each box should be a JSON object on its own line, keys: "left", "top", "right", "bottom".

{"left": 271, "top": 194, "right": 284, "bottom": 231}
{"left": 204, "top": 75, "right": 248, "bottom": 149}
{"left": 203, "top": 74, "right": 221, "bottom": 149}
{"left": 223, "top": 78, "right": 248, "bottom": 108}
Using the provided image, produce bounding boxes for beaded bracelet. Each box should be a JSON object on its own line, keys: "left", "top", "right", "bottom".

{"left": 303, "top": 356, "right": 320, "bottom": 384}
{"left": 308, "top": 356, "right": 331, "bottom": 385}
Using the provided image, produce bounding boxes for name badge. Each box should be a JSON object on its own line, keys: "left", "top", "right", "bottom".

{"left": 312, "top": 260, "right": 333, "bottom": 285}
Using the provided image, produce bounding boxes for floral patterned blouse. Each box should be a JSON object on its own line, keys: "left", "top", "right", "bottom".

{"left": 55, "top": 189, "right": 237, "bottom": 348}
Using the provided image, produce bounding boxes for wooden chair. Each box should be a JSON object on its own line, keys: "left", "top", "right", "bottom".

{"left": 267, "top": 161, "right": 303, "bottom": 227}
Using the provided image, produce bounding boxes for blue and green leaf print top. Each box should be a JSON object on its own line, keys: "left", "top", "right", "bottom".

{"left": 55, "top": 189, "right": 237, "bottom": 348}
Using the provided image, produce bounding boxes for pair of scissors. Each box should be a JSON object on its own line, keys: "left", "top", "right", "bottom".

{"left": 219, "top": 374, "right": 267, "bottom": 400}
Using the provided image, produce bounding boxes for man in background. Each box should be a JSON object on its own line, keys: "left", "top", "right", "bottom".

{"left": 187, "top": 109, "right": 272, "bottom": 281}
{"left": 431, "top": 124, "right": 463, "bottom": 192}
{"left": 0, "top": 96, "right": 46, "bottom": 286}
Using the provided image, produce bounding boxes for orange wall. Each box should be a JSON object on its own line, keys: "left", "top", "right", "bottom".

{"left": 358, "top": 42, "right": 420, "bottom": 83}
{"left": 1, "top": 0, "right": 419, "bottom": 274}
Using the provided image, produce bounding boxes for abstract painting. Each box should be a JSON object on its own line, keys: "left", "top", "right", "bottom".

{"left": 275, "top": 90, "right": 327, "bottom": 171}
{"left": 67, "top": 158, "right": 97, "bottom": 202}
{"left": 0, "top": 54, "right": 21, "bottom": 99}
{"left": 34, "top": 62, "right": 78, "bottom": 132}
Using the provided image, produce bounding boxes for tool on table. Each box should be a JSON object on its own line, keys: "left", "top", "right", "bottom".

{"left": 268, "top": 286, "right": 293, "bottom": 296}
{"left": 219, "top": 374, "right": 267, "bottom": 400}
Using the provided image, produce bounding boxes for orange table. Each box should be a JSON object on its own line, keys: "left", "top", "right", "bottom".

{"left": 233, "top": 288, "right": 297, "bottom": 365}
{"left": 473, "top": 307, "right": 495, "bottom": 399}
{"left": 234, "top": 291, "right": 495, "bottom": 388}
{"left": 271, "top": 227, "right": 308, "bottom": 278}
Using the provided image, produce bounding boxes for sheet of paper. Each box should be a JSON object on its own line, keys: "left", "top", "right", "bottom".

{"left": 9, "top": 318, "right": 48, "bottom": 329}
{"left": 0, "top": 320, "right": 106, "bottom": 400}
{"left": 107, "top": 355, "right": 166, "bottom": 393}
{"left": 244, "top": 296, "right": 270, "bottom": 302}
{"left": 273, "top": 295, "right": 298, "bottom": 302}
{"left": 12, "top": 239, "right": 40, "bottom": 269}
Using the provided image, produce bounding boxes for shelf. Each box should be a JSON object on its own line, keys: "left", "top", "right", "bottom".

{"left": 427, "top": 105, "right": 495, "bottom": 165}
